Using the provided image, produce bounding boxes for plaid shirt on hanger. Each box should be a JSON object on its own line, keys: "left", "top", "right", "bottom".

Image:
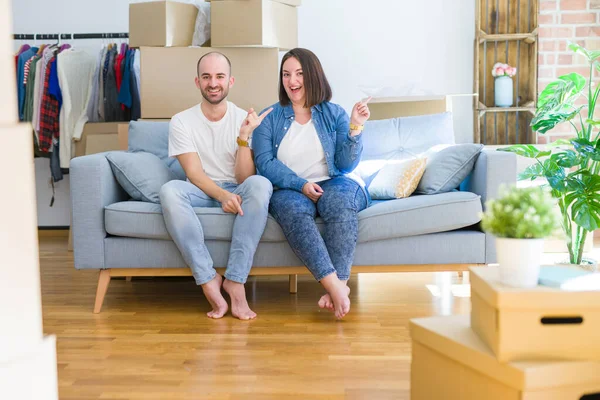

{"left": 38, "top": 56, "right": 59, "bottom": 153}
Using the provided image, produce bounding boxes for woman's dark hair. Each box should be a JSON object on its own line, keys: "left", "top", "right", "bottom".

{"left": 279, "top": 48, "right": 332, "bottom": 108}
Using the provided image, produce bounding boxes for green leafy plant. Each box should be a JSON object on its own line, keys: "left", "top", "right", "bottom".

{"left": 481, "top": 185, "right": 557, "bottom": 239}
{"left": 498, "top": 42, "right": 600, "bottom": 264}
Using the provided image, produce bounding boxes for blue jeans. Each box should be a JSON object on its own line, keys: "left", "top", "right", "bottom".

{"left": 269, "top": 176, "right": 368, "bottom": 282}
{"left": 159, "top": 175, "right": 273, "bottom": 285}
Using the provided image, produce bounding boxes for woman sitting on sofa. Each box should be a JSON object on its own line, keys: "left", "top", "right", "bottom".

{"left": 252, "top": 48, "right": 372, "bottom": 319}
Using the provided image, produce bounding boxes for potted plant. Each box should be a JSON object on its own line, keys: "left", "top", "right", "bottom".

{"left": 481, "top": 185, "right": 557, "bottom": 288}
{"left": 499, "top": 42, "right": 600, "bottom": 270}
{"left": 492, "top": 62, "right": 517, "bottom": 107}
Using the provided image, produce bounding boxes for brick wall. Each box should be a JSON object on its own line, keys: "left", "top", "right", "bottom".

{"left": 538, "top": 0, "right": 600, "bottom": 143}
{"left": 538, "top": 0, "right": 600, "bottom": 240}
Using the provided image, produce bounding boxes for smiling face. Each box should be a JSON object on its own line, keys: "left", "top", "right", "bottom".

{"left": 195, "top": 53, "right": 234, "bottom": 105}
{"left": 278, "top": 48, "right": 332, "bottom": 109}
{"left": 282, "top": 56, "right": 305, "bottom": 106}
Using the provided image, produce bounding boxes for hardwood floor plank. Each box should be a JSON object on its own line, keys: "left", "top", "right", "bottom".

{"left": 40, "top": 236, "right": 472, "bottom": 399}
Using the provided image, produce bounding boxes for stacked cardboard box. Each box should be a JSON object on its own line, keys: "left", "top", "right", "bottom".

{"left": 410, "top": 266, "right": 600, "bottom": 399}
{"left": 129, "top": 0, "right": 301, "bottom": 120}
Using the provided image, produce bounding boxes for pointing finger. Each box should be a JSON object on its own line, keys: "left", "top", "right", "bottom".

{"left": 259, "top": 107, "right": 274, "bottom": 121}
{"left": 234, "top": 198, "right": 244, "bottom": 216}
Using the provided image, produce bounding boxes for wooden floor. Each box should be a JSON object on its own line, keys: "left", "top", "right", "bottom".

{"left": 40, "top": 233, "right": 473, "bottom": 400}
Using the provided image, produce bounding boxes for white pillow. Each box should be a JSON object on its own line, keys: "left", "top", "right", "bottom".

{"left": 368, "top": 157, "right": 427, "bottom": 200}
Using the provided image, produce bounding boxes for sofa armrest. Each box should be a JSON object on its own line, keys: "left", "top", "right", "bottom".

{"left": 466, "top": 149, "right": 517, "bottom": 209}
{"left": 70, "top": 152, "right": 128, "bottom": 269}
{"left": 464, "top": 149, "right": 517, "bottom": 264}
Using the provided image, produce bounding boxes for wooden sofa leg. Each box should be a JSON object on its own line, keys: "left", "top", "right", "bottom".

{"left": 289, "top": 274, "right": 298, "bottom": 294}
{"left": 94, "top": 270, "right": 111, "bottom": 314}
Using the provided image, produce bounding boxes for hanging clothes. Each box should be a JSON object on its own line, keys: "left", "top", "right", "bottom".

{"left": 17, "top": 46, "right": 38, "bottom": 120}
{"left": 130, "top": 49, "right": 141, "bottom": 121}
{"left": 57, "top": 48, "right": 95, "bottom": 168}
{"left": 86, "top": 46, "right": 105, "bottom": 123}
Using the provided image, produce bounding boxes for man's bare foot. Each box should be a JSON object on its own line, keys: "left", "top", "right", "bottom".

{"left": 318, "top": 286, "right": 350, "bottom": 311}
{"left": 201, "top": 274, "right": 228, "bottom": 319}
{"left": 319, "top": 275, "right": 351, "bottom": 319}
{"left": 223, "top": 279, "right": 257, "bottom": 320}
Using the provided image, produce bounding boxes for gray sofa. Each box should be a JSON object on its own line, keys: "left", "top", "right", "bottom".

{"left": 70, "top": 117, "right": 516, "bottom": 313}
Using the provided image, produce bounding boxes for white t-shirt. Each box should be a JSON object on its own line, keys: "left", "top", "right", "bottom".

{"left": 277, "top": 119, "right": 330, "bottom": 183}
{"left": 168, "top": 102, "right": 247, "bottom": 183}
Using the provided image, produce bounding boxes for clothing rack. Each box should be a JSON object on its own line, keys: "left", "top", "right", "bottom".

{"left": 13, "top": 33, "right": 129, "bottom": 40}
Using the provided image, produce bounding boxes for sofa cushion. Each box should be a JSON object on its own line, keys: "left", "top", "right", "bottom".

{"left": 106, "top": 151, "right": 176, "bottom": 203}
{"left": 416, "top": 143, "right": 484, "bottom": 195}
{"left": 104, "top": 191, "right": 482, "bottom": 242}
{"left": 361, "top": 112, "right": 455, "bottom": 162}
{"left": 128, "top": 120, "right": 186, "bottom": 180}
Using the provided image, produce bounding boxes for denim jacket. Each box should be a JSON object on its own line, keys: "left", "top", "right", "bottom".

{"left": 253, "top": 101, "right": 363, "bottom": 192}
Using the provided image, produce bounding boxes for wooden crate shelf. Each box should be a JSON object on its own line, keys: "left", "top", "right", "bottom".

{"left": 474, "top": 0, "right": 539, "bottom": 145}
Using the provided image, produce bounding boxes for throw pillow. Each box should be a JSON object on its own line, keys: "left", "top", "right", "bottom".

{"left": 106, "top": 151, "right": 176, "bottom": 203}
{"left": 368, "top": 158, "right": 428, "bottom": 199}
{"left": 127, "top": 120, "right": 187, "bottom": 180}
{"left": 415, "top": 144, "right": 484, "bottom": 195}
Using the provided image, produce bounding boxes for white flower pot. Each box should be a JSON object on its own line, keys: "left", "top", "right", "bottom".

{"left": 494, "top": 76, "right": 513, "bottom": 107}
{"left": 496, "top": 237, "right": 545, "bottom": 288}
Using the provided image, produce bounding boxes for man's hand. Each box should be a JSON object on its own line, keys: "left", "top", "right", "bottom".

{"left": 302, "top": 182, "right": 323, "bottom": 203}
{"left": 239, "top": 107, "right": 273, "bottom": 140}
{"left": 219, "top": 191, "right": 244, "bottom": 216}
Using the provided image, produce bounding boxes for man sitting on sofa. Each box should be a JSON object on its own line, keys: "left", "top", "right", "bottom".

{"left": 159, "top": 52, "right": 273, "bottom": 320}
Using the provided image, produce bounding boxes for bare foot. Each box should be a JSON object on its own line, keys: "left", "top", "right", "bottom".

{"left": 319, "top": 275, "right": 351, "bottom": 319}
{"left": 318, "top": 286, "right": 350, "bottom": 311}
{"left": 201, "top": 274, "right": 228, "bottom": 319}
{"left": 223, "top": 279, "right": 257, "bottom": 321}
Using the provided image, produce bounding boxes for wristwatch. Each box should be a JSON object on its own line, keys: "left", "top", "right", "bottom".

{"left": 237, "top": 136, "right": 250, "bottom": 147}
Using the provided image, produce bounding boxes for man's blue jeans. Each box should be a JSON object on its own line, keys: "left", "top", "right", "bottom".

{"left": 159, "top": 175, "right": 273, "bottom": 285}
{"left": 269, "top": 176, "right": 368, "bottom": 282}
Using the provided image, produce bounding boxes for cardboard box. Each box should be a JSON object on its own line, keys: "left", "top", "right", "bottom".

{"left": 140, "top": 47, "right": 279, "bottom": 119}
{"left": 211, "top": 0, "right": 298, "bottom": 50}
{"left": 209, "top": 0, "right": 302, "bottom": 5}
{"left": 367, "top": 96, "right": 452, "bottom": 120}
{"left": 75, "top": 123, "right": 124, "bottom": 157}
{"left": 470, "top": 266, "right": 600, "bottom": 362}
{"left": 411, "top": 315, "right": 600, "bottom": 400}
{"left": 129, "top": 1, "right": 198, "bottom": 47}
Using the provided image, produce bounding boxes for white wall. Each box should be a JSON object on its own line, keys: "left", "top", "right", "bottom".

{"left": 12, "top": 0, "right": 475, "bottom": 226}
{"left": 298, "top": 0, "right": 475, "bottom": 144}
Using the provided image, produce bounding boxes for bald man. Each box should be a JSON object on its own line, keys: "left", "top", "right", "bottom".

{"left": 160, "top": 52, "right": 273, "bottom": 320}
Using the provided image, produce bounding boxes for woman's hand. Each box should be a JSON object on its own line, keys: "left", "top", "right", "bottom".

{"left": 302, "top": 182, "right": 323, "bottom": 203}
{"left": 350, "top": 96, "right": 372, "bottom": 127}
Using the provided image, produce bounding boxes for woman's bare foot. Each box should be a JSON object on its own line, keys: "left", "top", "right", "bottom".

{"left": 201, "top": 274, "right": 228, "bottom": 319}
{"left": 318, "top": 285, "right": 350, "bottom": 311}
{"left": 319, "top": 275, "right": 351, "bottom": 319}
{"left": 223, "top": 279, "right": 257, "bottom": 320}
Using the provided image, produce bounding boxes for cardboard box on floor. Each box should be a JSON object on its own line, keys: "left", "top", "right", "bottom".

{"left": 470, "top": 266, "right": 600, "bottom": 363}
{"left": 129, "top": 1, "right": 198, "bottom": 47}
{"left": 75, "top": 122, "right": 125, "bottom": 157}
{"left": 139, "top": 47, "right": 279, "bottom": 119}
{"left": 211, "top": 0, "right": 298, "bottom": 50}
{"left": 410, "top": 315, "right": 600, "bottom": 400}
